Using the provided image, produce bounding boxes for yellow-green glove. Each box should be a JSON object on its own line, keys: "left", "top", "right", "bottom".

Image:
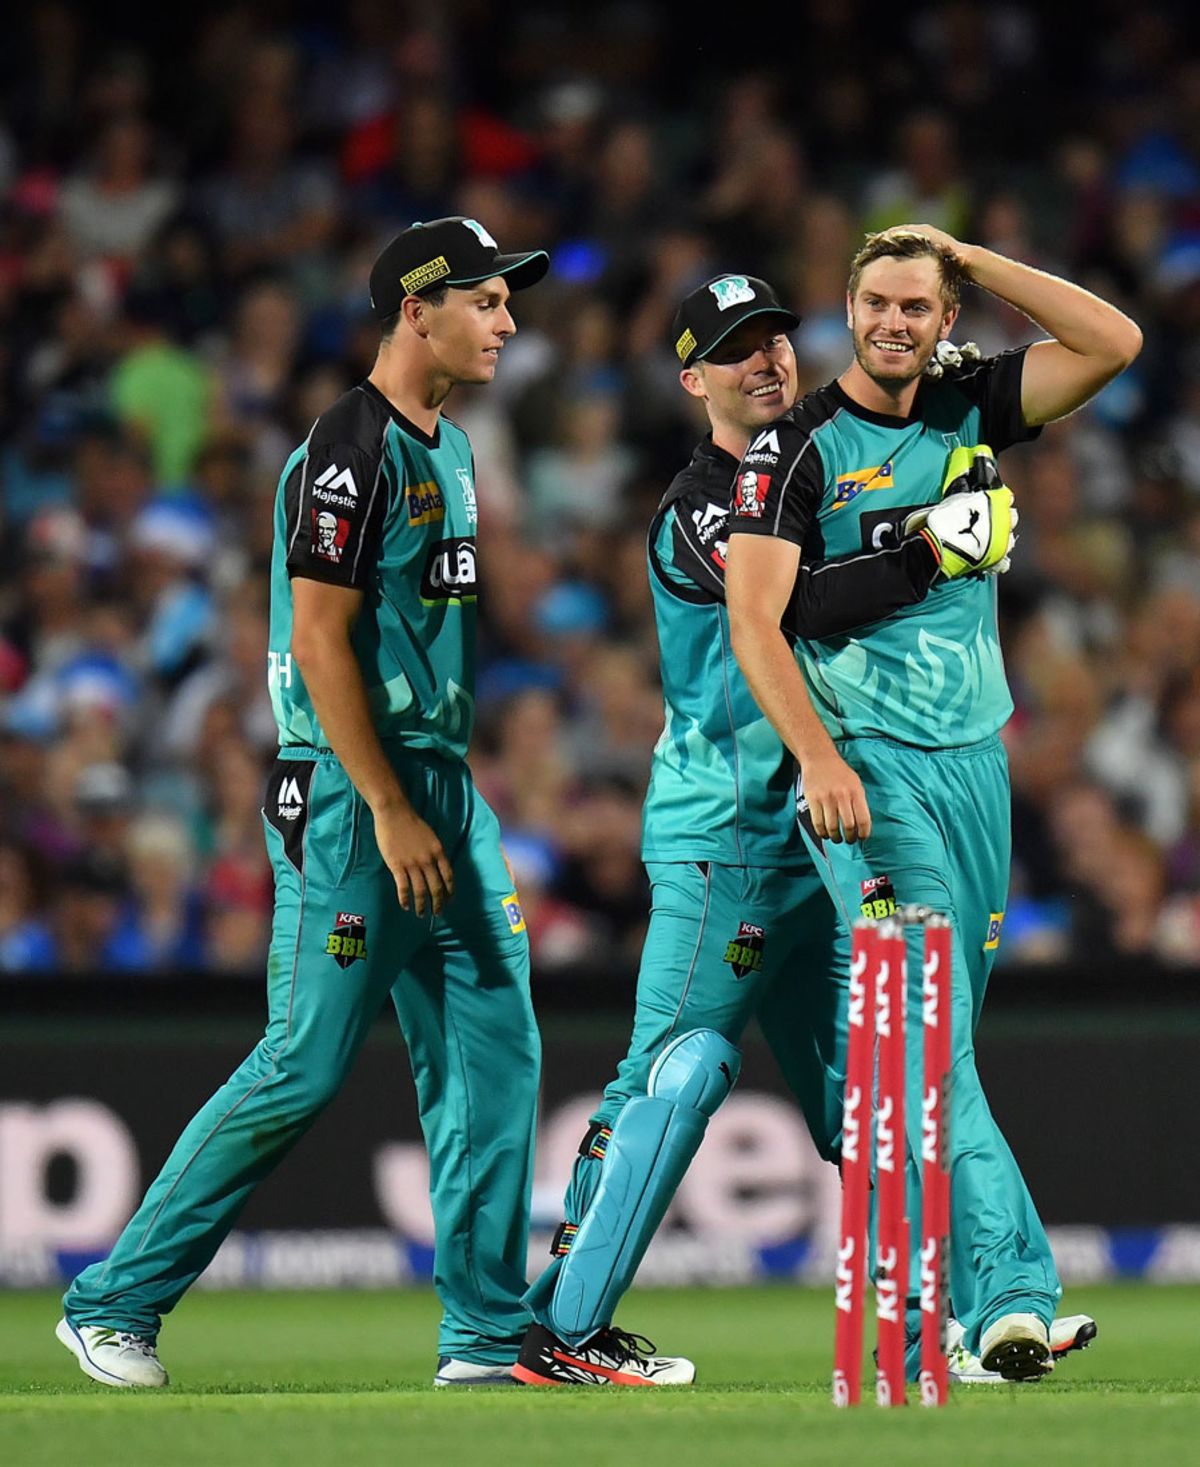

{"left": 905, "top": 488, "right": 1019, "bottom": 578}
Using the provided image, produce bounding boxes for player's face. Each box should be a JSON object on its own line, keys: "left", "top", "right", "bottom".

{"left": 424, "top": 277, "right": 516, "bottom": 384}
{"left": 847, "top": 257, "right": 956, "bottom": 386}
{"left": 693, "top": 320, "right": 797, "bottom": 432}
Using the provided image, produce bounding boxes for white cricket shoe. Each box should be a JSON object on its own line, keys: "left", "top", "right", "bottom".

{"left": 1051, "top": 1314, "right": 1099, "bottom": 1359}
{"left": 948, "top": 1312, "right": 1097, "bottom": 1384}
{"left": 512, "top": 1323, "right": 695, "bottom": 1386}
{"left": 979, "top": 1312, "right": 1053, "bottom": 1381}
{"left": 56, "top": 1317, "right": 168, "bottom": 1388}
{"left": 433, "top": 1356, "right": 521, "bottom": 1387}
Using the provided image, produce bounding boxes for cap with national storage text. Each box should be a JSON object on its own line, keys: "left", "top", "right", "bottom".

{"left": 671, "top": 275, "right": 801, "bottom": 368}
{"left": 369, "top": 217, "right": 550, "bottom": 319}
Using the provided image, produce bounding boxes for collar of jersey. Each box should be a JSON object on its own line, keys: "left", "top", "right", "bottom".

{"left": 828, "top": 378, "right": 927, "bottom": 430}
{"left": 695, "top": 435, "right": 741, "bottom": 474}
{"left": 358, "top": 380, "right": 441, "bottom": 448}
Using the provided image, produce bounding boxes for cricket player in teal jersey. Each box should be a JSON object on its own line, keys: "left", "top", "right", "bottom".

{"left": 725, "top": 227, "right": 1142, "bottom": 1380}
{"left": 58, "top": 217, "right": 550, "bottom": 1389}
{"left": 514, "top": 275, "right": 982, "bottom": 1387}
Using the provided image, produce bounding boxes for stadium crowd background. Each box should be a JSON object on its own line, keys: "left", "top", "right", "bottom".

{"left": 0, "top": 0, "right": 1197, "bottom": 978}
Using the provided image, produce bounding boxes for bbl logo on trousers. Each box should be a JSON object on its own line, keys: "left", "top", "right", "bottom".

{"left": 326, "top": 912, "right": 368, "bottom": 968}
{"left": 724, "top": 921, "right": 765, "bottom": 980}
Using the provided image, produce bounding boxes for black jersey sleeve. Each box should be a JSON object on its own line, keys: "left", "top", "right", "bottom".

{"left": 786, "top": 533, "right": 940, "bottom": 638}
{"left": 943, "top": 346, "right": 1042, "bottom": 453}
{"left": 284, "top": 439, "right": 390, "bottom": 589}
{"left": 726, "top": 414, "right": 826, "bottom": 546}
{"left": 659, "top": 477, "right": 941, "bottom": 633}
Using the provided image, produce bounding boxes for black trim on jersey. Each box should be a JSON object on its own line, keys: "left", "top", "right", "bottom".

{"left": 357, "top": 380, "right": 440, "bottom": 448}
{"left": 826, "top": 378, "right": 918, "bottom": 428}
{"left": 263, "top": 759, "right": 315, "bottom": 874}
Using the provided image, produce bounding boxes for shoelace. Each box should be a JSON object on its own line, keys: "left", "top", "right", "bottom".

{"left": 115, "top": 1333, "right": 158, "bottom": 1358}
{"left": 598, "top": 1328, "right": 657, "bottom": 1363}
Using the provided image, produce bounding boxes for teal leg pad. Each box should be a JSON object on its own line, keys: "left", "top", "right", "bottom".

{"left": 545, "top": 1030, "right": 740, "bottom": 1346}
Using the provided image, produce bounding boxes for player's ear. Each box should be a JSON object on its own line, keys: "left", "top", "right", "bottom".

{"left": 680, "top": 366, "right": 707, "bottom": 401}
{"left": 845, "top": 291, "right": 854, "bottom": 331}
{"left": 402, "top": 295, "right": 430, "bottom": 339}
{"left": 938, "top": 305, "right": 960, "bottom": 341}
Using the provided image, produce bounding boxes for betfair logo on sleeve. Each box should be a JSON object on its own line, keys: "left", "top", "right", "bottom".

{"left": 406, "top": 482, "right": 445, "bottom": 525}
{"left": 984, "top": 912, "right": 1005, "bottom": 950}
{"left": 400, "top": 255, "right": 451, "bottom": 295}
{"left": 501, "top": 892, "right": 526, "bottom": 934}
{"left": 831, "top": 460, "right": 895, "bottom": 511}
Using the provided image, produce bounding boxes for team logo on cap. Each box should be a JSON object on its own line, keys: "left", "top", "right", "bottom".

{"left": 462, "top": 218, "right": 498, "bottom": 248}
{"left": 400, "top": 256, "right": 451, "bottom": 295}
{"left": 709, "top": 276, "right": 756, "bottom": 310}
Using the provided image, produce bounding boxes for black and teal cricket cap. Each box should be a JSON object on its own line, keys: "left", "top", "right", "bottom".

{"left": 671, "top": 274, "right": 801, "bottom": 367}
{"left": 369, "top": 216, "right": 550, "bottom": 318}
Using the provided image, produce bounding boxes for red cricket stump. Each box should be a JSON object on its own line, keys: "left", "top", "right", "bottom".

{"left": 832, "top": 922, "right": 876, "bottom": 1407}
{"left": 874, "top": 918, "right": 909, "bottom": 1407}
{"left": 919, "top": 917, "right": 953, "bottom": 1407}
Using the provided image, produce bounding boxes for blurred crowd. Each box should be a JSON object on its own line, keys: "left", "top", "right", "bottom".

{"left": 0, "top": 0, "right": 1198, "bottom": 977}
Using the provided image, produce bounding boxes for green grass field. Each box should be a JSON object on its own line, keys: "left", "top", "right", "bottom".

{"left": 2, "top": 1284, "right": 1197, "bottom": 1466}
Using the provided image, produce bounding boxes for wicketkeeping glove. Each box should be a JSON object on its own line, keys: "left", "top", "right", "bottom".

{"left": 924, "top": 339, "right": 982, "bottom": 379}
{"left": 905, "top": 488, "right": 1019, "bottom": 578}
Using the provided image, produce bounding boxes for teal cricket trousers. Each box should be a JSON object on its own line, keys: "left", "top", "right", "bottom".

{"left": 801, "top": 733, "right": 1061, "bottom": 1359}
{"left": 65, "top": 745, "right": 540, "bottom": 1363}
{"left": 524, "top": 857, "right": 849, "bottom": 1323}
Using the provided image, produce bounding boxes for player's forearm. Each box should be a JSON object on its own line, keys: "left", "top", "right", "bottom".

{"left": 291, "top": 636, "right": 412, "bottom": 816}
{"left": 728, "top": 612, "right": 839, "bottom": 766}
{"left": 959, "top": 245, "right": 1143, "bottom": 365}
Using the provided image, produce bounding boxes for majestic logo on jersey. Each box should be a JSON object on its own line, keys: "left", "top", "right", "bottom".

{"left": 406, "top": 481, "right": 445, "bottom": 525}
{"left": 860, "top": 874, "right": 897, "bottom": 920}
{"left": 420, "top": 537, "right": 478, "bottom": 604}
{"left": 457, "top": 467, "right": 478, "bottom": 525}
{"left": 462, "top": 218, "right": 498, "bottom": 249}
{"left": 743, "top": 428, "right": 781, "bottom": 467}
{"left": 311, "top": 510, "right": 351, "bottom": 563}
{"left": 501, "top": 891, "right": 526, "bottom": 934}
{"left": 831, "top": 460, "right": 895, "bottom": 511}
{"left": 315, "top": 463, "right": 358, "bottom": 499}
{"left": 984, "top": 911, "right": 1005, "bottom": 950}
{"left": 326, "top": 911, "right": 368, "bottom": 968}
{"left": 724, "top": 921, "right": 765, "bottom": 980}
{"left": 733, "top": 470, "right": 770, "bottom": 518}
{"left": 277, "top": 776, "right": 304, "bottom": 821}
{"left": 709, "top": 275, "right": 756, "bottom": 310}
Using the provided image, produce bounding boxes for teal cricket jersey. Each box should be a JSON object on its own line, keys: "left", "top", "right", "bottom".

{"left": 727, "top": 348, "right": 1040, "bottom": 748}
{"left": 267, "top": 380, "right": 480, "bottom": 760}
{"left": 641, "top": 437, "right": 941, "bottom": 866}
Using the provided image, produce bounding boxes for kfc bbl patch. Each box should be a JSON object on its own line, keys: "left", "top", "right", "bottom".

{"left": 723, "top": 921, "right": 765, "bottom": 980}
{"left": 860, "top": 874, "right": 897, "bottom": 920}
{"left": 326, "top": 911, "right": 368, "bottom": 967}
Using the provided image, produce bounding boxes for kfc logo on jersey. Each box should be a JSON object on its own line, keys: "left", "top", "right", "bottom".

{"left": 733, "top": 470, "right": 770, "bottom": 518}
{"left": 311, "top": 510, "right": 351, "bottom": 563}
